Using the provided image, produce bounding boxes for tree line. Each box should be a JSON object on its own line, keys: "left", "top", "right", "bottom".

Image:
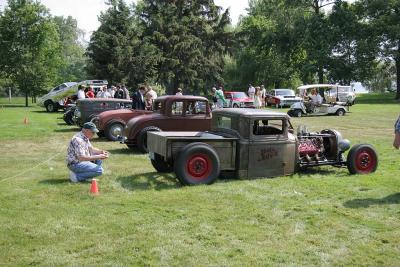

{"left": 0, "top": 0, "right": 399, "bottom": 107}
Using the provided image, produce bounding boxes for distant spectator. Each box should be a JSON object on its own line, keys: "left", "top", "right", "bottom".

{"left": 215, "top": 86, "right": 226, "bottom": 109}
{"left": 145, "top": 86, "right": 157, "bottom": 110}
{"left": 121, "top": 84, "right": 130, "bottom": 100}
{"left": 77, "top": 85, "right": 86, "bottom": 100}
{"left": 86, "top": 87, "right": 95, "bottom": 98}
{"left": 96, "top": 86, "right": 111, "bottom": 98}
{"left": 248, "top": 84, "right": 255, "bottom": 100}
{"left": 254, "top": 86, "right": 262, "bottom": 109}
{"left": 176, "top": 88, "right": 183, "bottom": 96}
{"left": 260, "top": 85, "right": 266, "bottom": 106}
{"left": 393, "top": 115, "right": 400, "bottom": 149}
{"left": 107, "top": 86, "right": 116, "bottom": 98}
{"left": 114, "top": 85, "right": 124, "bottom": 99}
{"left": 211, "top": 87, "right": 218, "bottom": 107}
{"left": 132, "top": 86, "right": 146, "bottom": 110}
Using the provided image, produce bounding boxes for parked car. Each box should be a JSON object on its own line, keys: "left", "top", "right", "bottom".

{"left": 287, "top": 85, "right": 349, "bottom": 117}
{"left": 98, "top": 109, "right": 152, "bottom": 141}
{"left": 37, "top": 80, "right": 108, "bottom": 112}
{"left": 147, "top": 108, "right": 378, "bottom": 185}
{"left": 265, "top": 89, "right": 303, "bottom": 108}
{"left": 37, "top": 82, "right": 77, "bottom": 112}
{"left": 74, "top": 98, "right": 132, "bottom": 127}
{"left": 120, "top": 95, "right": 212, "bottom": 153}
{"left": 223, "top": 91, "right": 254, "bottom": 108}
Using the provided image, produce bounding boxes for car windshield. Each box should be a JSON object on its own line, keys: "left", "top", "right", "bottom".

{"left": 232, "top": 92, "right": 247, "bottom": 98}
{"left": 275, "top": 90, "right": 294, "bottom": 96}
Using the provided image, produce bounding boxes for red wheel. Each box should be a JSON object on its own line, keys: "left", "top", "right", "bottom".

{"left": 347, "top": 144, "right": 378, "bottom": 174}
{"left": 187, "top": 154, "right": 212, "bottom": 180}
{"left": 174, "top": 143, "right": 220, "bottom": 185}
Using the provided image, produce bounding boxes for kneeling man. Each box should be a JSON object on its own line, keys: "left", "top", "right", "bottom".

{"left": 66, "top": 122, "right": 109, "bottom": 182}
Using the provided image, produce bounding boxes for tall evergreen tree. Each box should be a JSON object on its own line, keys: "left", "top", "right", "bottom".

{"left": 137, "top": 0, "right": 233, "bottom": 94}
{"left": 0, "top": 0, "right": 62, "bottom": 106}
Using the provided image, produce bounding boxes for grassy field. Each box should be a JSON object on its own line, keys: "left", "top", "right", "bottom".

{"left": 0, "top": 94, "right": 399, "bottom": 266}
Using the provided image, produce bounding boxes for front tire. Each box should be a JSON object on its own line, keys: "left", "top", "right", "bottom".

{"left": 105, "top": 122, "right": 125, "bottom": 141}
{"left": 174, "top": 142, "right": 220, "bottom": 185}
{"left": 347, "top": 144, "right": 378, "bottom": 174}
{"left": 151, "top": 153, "right": 173, "bottom": 173}
{"left": 336, "top": 109, "right": 346, "bottom": 116}
{"left": 293, "top": 109, "right": 302, "bottom": 117}
{"left": 45, "top": 101, "right": 57, "bottom": 112}
{"left": 233, "top": 103, "right": 239, "bottom": 108}
{"left": 63, "top": 110, "right": 74, "bottom": 125}
{"left": 136, "top": 126, "right": 161, "bottom": 153}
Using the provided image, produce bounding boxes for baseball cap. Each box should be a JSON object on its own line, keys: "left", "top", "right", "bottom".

{"left": 82, "top": 122, "right": 99, "bottom": 133}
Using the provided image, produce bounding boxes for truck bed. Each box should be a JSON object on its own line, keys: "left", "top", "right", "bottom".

{"left": 147, "top": 131, "right": 238, "bottom": 170}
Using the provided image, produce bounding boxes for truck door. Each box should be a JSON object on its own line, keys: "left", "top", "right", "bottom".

{"left": 248, "top": 118, "right": 296, "bottom": 178}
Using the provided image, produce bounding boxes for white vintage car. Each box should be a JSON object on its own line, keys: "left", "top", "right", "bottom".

{"left": 287, "top": 84, "right": 350, "bottom": 117}
{"left": 265, "top": 89, "right": 303, "bottom": 108}
{"left": 38, "top": 80, "right": 108, "bottom": 112}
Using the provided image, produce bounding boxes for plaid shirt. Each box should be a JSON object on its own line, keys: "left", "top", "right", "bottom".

{"left": 66, "top": 132, "right": 92, "bottom": 165}
{"left": 395, "top": 116, "right": 400, "bottom": 134}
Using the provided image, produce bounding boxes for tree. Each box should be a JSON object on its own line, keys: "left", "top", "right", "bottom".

{"left": 137, "top": 0, "right": 234, "bottom": 94}
{"left": 355, "top": 0, "right": 400, "bottom": 99}
{"left": 53, "top": 16, "right": 87, "bottom": 83}
{"left": 0, "top": 0, "right": 62, "bottom": 106}
{"left": 327, "top": 1, "right": 378, "bottom": 84}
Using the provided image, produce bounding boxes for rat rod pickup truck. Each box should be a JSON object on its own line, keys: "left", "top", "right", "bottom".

{"left": 147, "top": 108, "right": 378, "bottom": 185}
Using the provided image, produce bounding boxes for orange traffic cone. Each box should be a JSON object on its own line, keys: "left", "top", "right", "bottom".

{"left": 23, "top": 117, "right": 29, "bottom": 124}
{"left": 90, "top": 179, "right": 99, "bottom": 195}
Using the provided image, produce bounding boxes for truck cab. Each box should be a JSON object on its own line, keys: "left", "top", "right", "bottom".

{"left": 147, "top": 109, "right": 297, "bottom": 185}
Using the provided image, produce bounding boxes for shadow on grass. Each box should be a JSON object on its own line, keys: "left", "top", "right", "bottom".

{"left": 343, "top": 193, "right": 400, "bottom": 208}
{"left": 106, "top": 147, "right": 144, "bottom": 155}
{"left": 39, "top": 179, "right": 71, "bottom": 185}
{"left": 296, "top": 167, "right": 348, "bottom": 178}
{"left": 117, "top": 172, "right": 180, "bottom": 191}
{"left": 0, "top": 104, "right": 30, "bottom": 108}
{"left": 54, "top": 128, "right": 80, "bottom": 133}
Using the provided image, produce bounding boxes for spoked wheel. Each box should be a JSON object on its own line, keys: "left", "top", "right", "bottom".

{"left": 174, "top": 143, "right": 220, "bottom": 185}
{"left": 347, "top": 144, "right": 378, "bottom": 174}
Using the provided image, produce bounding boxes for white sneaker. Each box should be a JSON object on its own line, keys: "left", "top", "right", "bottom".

{"left": 69, "top": 171, "right": 78, "bottom": 183}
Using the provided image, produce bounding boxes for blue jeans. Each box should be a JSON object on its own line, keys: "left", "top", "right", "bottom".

{"left": 68, "top": 160, "right": 103, "bottom": 182}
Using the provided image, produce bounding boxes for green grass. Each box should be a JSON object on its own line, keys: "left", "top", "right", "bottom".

{"left": 0, "top": 94, "right": 399, "bottom": 266}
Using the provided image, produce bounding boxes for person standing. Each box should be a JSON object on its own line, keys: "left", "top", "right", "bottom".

{"left": 77, "top": 85, "right": 86, "bottom": 100}
{"left": 107, "top": 86, "right": 116, "bottom": 98}
{"left": 114, "top": 85, "right": 124, "bottom": 99}
{"left": 66, "top": 122, "right": 109, "bottom": 182}
{"left": 132, "top": 86, "right": 146, "bottom": 110}
{"left": 254, "top": 86, "right": 262, "bottom": 109}
{"left": 260, "top": 84, "right": 266, "bottom": 107}
{"left": 393, "top": 115, "right": 400, "bottom": 149}
{"left": 248, "top": 84, "right": 255, "bottom": 100}
{"left": 86, "top": 87, "right": 95, "bottom": 98}
{"left": 121, "top": 84, "right": 130, "bottom": 100}
{"left": 96, "top": 86, "right": 111, "bottom": 98}
{"left": 215, "top": 86, "right": 226, "bottom": 109}
{"left": 145, "top": 86, "right": 157, "bottom": 110}
{"left": 176, "top": 88, "right": 183, "bottom": 96}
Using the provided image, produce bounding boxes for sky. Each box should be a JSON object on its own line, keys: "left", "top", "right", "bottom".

{"left": 0, "top": 0, "right": 249, "bottom": 40}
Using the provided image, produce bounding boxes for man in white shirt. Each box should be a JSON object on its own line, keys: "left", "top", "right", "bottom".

{"left": 248, "top": 84, "right": 255, "bottom": 99}
{"left": 96, "top": 86, "right": 111, "bottom": 98}
{"left": 77, "top": 85, "right": 86, "bottom": 99}
{"left": 310, "top": 89, "right": 323, "bottom": 105}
